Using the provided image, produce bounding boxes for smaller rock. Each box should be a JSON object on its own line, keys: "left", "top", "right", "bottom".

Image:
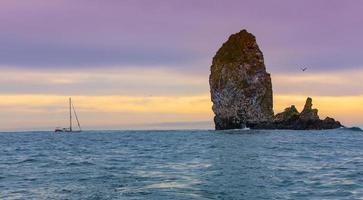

{"left": 247, "top": 97, "right": 342, "bottom": 130}
{"left": 274, "top": 105, "right": 299, "bottom": 123}
{"left": 299, "top": 97, "right": 319, "bottom": 121}
{"left": 321, "top": 117, "right": 342, "bottom": 129}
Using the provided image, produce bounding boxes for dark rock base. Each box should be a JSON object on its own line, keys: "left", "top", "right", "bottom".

{"left": 246, "top": 118, "right": 342, "bottom": 130}
{"left": 214, "top": 116, "right": 246, "bottom": 130}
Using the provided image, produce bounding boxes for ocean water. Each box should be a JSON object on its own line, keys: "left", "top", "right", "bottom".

{"left": 0, "top": 129, "right": 363, "bottom": 200}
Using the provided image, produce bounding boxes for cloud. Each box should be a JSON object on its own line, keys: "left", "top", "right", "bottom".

{"left": 1, "top": 66, "right": 362, "bottom": 97}
{"left": 0, "top": 93, "right": 362, "bottom": 131}
{"left": 0, "top": 94, "right": 211, "bottom": 114}
{"left": 0, "top": 67, "right": 209, "bottom": 95}
{"left": 0, "top": 94, "right": 213, "bottom": 131}
{"left": 273, "top": 69, "right": 363, "bottom": 96}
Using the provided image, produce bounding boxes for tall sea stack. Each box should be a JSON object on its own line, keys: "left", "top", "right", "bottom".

{"left": 209, "top": 30, "right": 274, "bottom": 130}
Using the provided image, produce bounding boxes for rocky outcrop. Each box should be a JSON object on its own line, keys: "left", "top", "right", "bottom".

{"left": 247, "top": 97, "right": 342, "bottom": 130}
{"left": 274, "top": 105, "right": 299, "bottom": 123}
{"left": 299, "top": 97, "right": 319, "bottom": 121}
{"left": 209, "top": 29, "right": 274, "bottom": 130}
{"left": 209, "top": 29, "right": 343, "bottom": 130}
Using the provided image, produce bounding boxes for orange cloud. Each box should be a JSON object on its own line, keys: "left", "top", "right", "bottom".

{"left": 0, "top": 94, "right": 361, "bottom": 131}
{"left": 0, "top": 94, "right": 213, "bottom": 130}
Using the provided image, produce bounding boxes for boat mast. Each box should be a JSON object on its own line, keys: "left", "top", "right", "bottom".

{"left": 69, "top": 97, "right": 72, "bottom": 132}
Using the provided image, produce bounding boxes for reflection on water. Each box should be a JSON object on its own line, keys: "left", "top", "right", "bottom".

{"left": 0, "top": 129, "right": 363, "bottom": 199}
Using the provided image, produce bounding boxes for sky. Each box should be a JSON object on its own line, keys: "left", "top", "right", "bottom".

{"left": 0, "top": 0, "right": 362, "bottom": 131}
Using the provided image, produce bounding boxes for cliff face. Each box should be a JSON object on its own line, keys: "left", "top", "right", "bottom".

{"left": 209, "top": 30, "right": 274, "bottom": 130}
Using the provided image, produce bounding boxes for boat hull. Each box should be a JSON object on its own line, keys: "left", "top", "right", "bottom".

{"left": 54, "top": 128, "right": 81, "bottom": 133}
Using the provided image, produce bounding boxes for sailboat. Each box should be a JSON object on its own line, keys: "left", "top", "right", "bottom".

{"left": 55, "top": 98, "right": 82, "bottom": 133}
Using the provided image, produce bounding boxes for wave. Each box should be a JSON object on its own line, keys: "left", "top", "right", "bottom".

{"left": 15, "top": 158, "right": 37, "bottom": 164}
{"left": 66, "top": 161, "right": 95, "bottom": 167}
{"left": 342, "top": 127, "right": 363, "bottom": 132}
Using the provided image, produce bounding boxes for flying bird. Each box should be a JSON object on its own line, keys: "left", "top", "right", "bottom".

{"left": 300, "top": 67, "right": 308, "bottom": 72}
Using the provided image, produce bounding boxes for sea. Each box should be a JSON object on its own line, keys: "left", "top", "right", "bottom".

{"left": 0, "top": 128, "right": 362, "bottom": 200}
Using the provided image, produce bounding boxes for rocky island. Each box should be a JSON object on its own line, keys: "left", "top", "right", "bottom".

{"left": 209, "top": 29, "right": 342, "bottom": 130}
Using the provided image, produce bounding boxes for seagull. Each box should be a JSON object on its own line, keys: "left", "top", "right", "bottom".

{"left": 300, "top": 67, "right": 308, "bottom": 72}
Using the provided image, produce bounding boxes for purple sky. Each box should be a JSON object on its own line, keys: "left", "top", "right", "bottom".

{"left": 1, "top": 0, "right": 363, "bottom": 73}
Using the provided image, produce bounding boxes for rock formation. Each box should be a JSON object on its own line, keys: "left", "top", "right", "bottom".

{"left": 247, "top": 97, "right": 342, "bottom": 130}
{"left": 209, "top": 29, "right": 274, "bottom": 130}
{"left": 274, "top": 105, "right": 299, "bottom": 123}
{"left": 209, "top": 29, "right": 342, "bottom": 130}
{"left": 299, "top": 97, "right": 319, "bottom": 121}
